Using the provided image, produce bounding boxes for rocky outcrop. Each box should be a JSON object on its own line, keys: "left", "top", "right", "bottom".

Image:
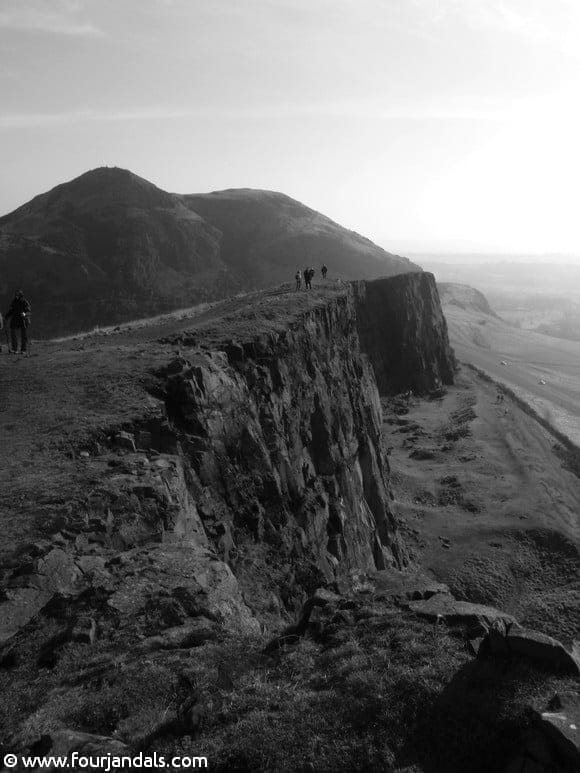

{"left": 158, "top": 289, "right": 408, "bottom": 613}
{"left": 408, "top": 593, "right": 517, "bottom": 630}
{"left": 354, "top": 272, "right": 456, "bottom": 394}
{"left": 475, "top": 621, "right": 580, "bottom": 675}
{"left": 0, "top": 275, "right": 455, "bottom": 646}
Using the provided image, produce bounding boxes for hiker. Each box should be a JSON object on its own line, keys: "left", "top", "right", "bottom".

{"left": 295, "top": 270, "right": 302, "bottom": 291}
{"left": 321, "top": 264, "right": 328, "bottom": 279}
{"left": 5, "top": 290, "right": 31, "bottom": 355}
{"left": 304, "top": 268, "right": 315, "bottom": 290}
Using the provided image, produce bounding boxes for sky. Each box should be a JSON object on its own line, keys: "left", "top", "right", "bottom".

{"left": 1, "top": 0, "right": 579, "bottom": 257}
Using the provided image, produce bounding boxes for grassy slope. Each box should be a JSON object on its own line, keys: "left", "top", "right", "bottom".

{"left": 184, "top": 188, "right": 417, "bottom": 284}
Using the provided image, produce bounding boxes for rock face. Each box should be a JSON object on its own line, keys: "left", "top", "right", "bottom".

{"left": 0, "top": 277, "right": 465, "bottom": 759}
{"left": 478, "top": 624, "right": 580, "bottom": 675}
{"left": 159, "top": 288, "right": 409, "bottom": 612}
{"left": 408, "top": 593, "right": 516, "bottom": 629}
{"left": 0, "top": 275, "right": 452, "bottom": 639}
{"left": 354, "top": 272, "right": 456, "bottom": 394}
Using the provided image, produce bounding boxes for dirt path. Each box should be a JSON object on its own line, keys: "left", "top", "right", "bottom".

{"left": 383, "top": 367, "right": 580, "bottom": 644}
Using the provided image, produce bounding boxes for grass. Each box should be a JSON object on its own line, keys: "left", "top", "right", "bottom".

{"left": 1, "top": 569, "right": 575, "bottom": 771}
{"left": 144, "top": 606, "right": 573, "bottom": 772}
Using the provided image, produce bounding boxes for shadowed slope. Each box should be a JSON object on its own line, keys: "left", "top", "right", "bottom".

{"left": 184, "top": 187, "right": 417, "bottom": 286}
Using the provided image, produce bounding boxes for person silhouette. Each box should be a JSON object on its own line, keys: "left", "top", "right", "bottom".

{"left": 4, "top": 290, "right": 31, "bottom": 355}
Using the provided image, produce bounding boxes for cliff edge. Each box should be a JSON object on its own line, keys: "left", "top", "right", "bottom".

{"left": 0, "top": 273, "right": 455, "bottom": 756}
{"left": 355, "top": 272, "right": 456, "bottom": 394}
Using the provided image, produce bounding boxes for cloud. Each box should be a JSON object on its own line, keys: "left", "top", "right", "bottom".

{"left": 411, "top": 0, "right": 580, "bottom": 56}
{"left": 0, "top": 0, "right": 103, "bottom": 37}
{"left": 0, "top": 98, "right": 511, "bottom": 130}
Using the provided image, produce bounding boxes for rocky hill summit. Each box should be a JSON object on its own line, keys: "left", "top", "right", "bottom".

{"left": 0, "top": 167, "right": 419, "bottom": 337}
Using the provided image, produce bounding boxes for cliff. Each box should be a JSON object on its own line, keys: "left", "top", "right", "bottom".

{"left": 0, "top": 273, "right": 457, "bottom": 757}
{"left": 156, "top": 287, "right": 407, "bottom": 615}
{"left": 354, "top": 272, "right": 456, "bottom": 394}
{"left": 0, "top": 274, "right": 454, "bottom": 642}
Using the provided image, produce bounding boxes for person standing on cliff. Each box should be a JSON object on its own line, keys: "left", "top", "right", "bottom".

{"left": 295, "top": 270, "right": 302, "bottom": 290}
{"left": 4, "top": 290, "right": 31, "bottom": 355}
{"left": 321, "top": 264, "right": 328, "bottom": 279}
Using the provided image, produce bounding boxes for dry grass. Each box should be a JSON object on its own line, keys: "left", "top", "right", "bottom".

{"left": 8, "top": 603, "right": 564, "bottom": 772}
{"left": 145, "top": 609, "right": 574, "bottom": 773}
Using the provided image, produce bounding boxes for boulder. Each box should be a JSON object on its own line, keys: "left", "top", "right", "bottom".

{"left": 0, "top": 549, "right": 86, "bottom": 645}
{"left": 409, "top": 593, "right": 516, "bottom": 628}
{"left": 477, "top": 625, "right": 580, "bottom": 675}
{"left": 107, "top": 544, "right": 259, "bottom": 635}
{"left": 506, "top": 628, "right": 580, "bottom": 675}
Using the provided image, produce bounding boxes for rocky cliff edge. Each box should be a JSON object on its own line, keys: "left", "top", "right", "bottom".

{"left": 0, "top": 273, "right": 456, "bottom": 750}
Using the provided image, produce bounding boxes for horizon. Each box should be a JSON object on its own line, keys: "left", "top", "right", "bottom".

{"left": 1, "top": 1, "right": 579, "bottom": 257}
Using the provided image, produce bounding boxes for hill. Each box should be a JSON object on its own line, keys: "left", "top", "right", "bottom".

{"left": 438, "top": 282, "right": 499, "bottom": 318}
{"left": 185, "top": 188, "right": 415, "bottom": 288}
{"left": 0, "top": 167, "right": 419, "bottom": 337}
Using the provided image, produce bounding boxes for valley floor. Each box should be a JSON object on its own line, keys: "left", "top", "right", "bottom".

{"left": 444, "top": 304, "right": 580, "bottom": 445}
{"left": 382, "top": 367, "right": 580, "bottom": 646}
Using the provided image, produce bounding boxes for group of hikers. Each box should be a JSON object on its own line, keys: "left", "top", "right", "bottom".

{"left": 0, "top": 290, "right": 32, "bottom": 355}
{"left": 295, "top": 264, "right": 328, "bottom": 291}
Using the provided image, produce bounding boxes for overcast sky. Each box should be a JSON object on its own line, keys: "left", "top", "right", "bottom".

{"left": 1, "top": 0, "right": 579, "bottom": 256}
